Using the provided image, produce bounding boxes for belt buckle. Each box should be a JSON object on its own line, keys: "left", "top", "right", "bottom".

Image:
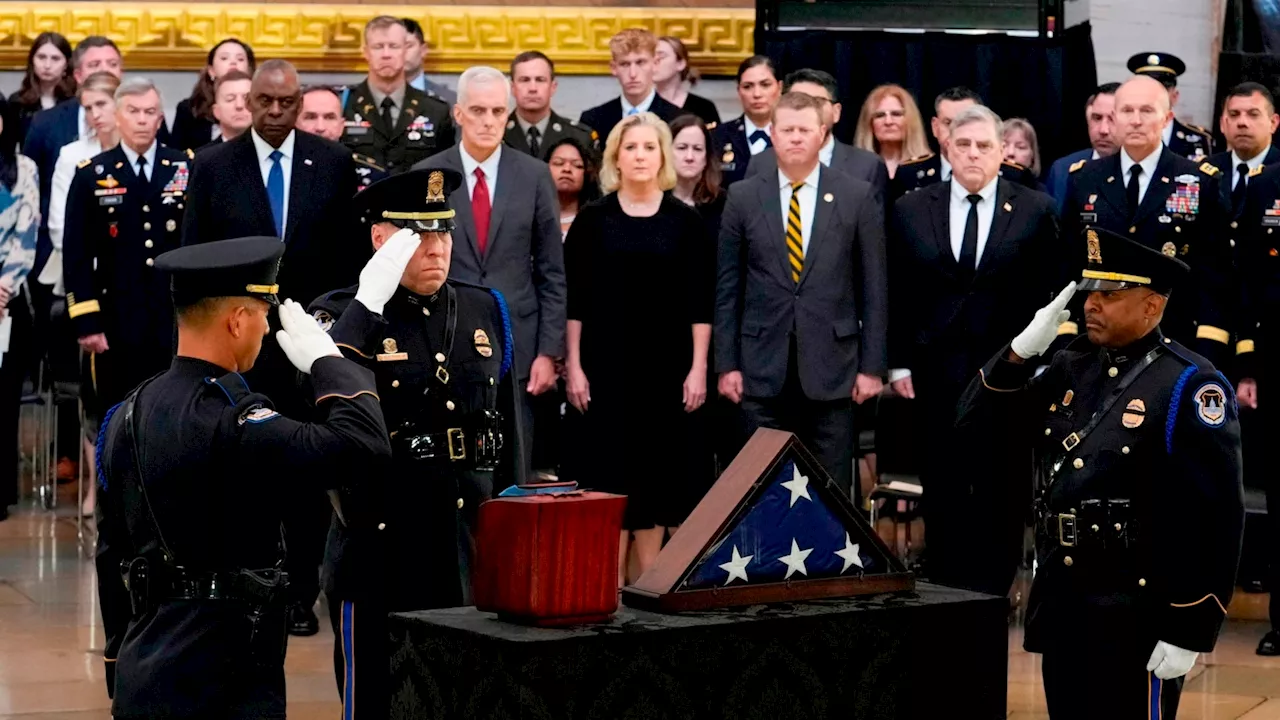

{"left": 447, "top": 428, "right": 465, "bottom": 461}
{"left": 1057, "top": 513, "right": 1078, "bottom": 547}
{"left": 1062, "top": 433, "right": 1080, "bottom": 451}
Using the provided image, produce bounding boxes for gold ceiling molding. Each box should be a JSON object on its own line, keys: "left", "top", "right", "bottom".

{"left": 0, "top": 3, "right": 754, "bottom": 75}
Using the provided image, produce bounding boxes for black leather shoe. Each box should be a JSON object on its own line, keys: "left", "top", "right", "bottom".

{"left": 1257, "top": 630, "right": 1280, "bottom": 656}
{"left": 1244, "top": 579, "right": 1268, "bottom": 594}
{"left": 287, "top": 603, "right": 319, "bottom": 637}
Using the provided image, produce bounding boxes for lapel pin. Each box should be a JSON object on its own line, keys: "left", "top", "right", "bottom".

{"left": 1161, "top": 176, "right": 1170, "bottom": 183}
{"left": 161, "top": 159, "right": 170, "bottom": 166}
{"left": 1088, "top": 194, "right": 1097, "bottom": 203}
{"left": 1106, "top": 176, "right": 1114, "bottom": 183}
{"left": 304, "top": 158, "right": 313, "bottom": 166}
{"left": 823, "top": 193, "right": 834, "bottom": 203}
{"left": 1003, "top": 202, "right": 1012, "bottom": 212}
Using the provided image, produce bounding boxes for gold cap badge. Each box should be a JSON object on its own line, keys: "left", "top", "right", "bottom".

{"left": 426, "top": 171, "right": 445, "bottom": 202}
{"left": 383, "top": 338, "right": 398, "bottom": 354}
{"left": 1086, "top": 229, "right": 1102, "bottom": 263}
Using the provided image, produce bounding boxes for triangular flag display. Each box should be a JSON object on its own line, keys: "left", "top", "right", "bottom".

{"left": 623, "top": 429, "right": 912, "bottom": 612}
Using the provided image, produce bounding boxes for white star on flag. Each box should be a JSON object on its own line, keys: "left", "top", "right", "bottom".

{"left": 834, "top": 532, "right": 863, "bottom": 573}
{"left": 778, "top": 538, "right": 813, "bottom": 579}
{"left": 780, "top": 465, "right": 812, "bottom": 507}
{"left": 718, "top": 545, "right": 753, "bottom": 586}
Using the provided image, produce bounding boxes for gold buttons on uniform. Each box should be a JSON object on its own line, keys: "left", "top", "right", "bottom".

{"left": 1115, "top": 523, "right": 1122, "bottom": 532}
{"left": 489, "top": 377, "right": 495, "bottom": 386}
{"left": 143, "top": 222, "right": 151, "bottom": 231}
{"left": 1174, "top": 226, "right": 1182, "bottom": 234}
{"left": 1129, "top": 226, "right": 1136, "bottom": 234}
{"left": 423, "top": 308, "right": 430, "bottom": 316}
{"left": 377, "top": 523, "right": 386, "bottom": 530}
{"left": 446, "top": 401, "right": 455, "bottom": 411}
{"left": 391, "top": 380, "right": 400, "bottom": 388}
{"left": 1232, "top": 221, "right": 1239, "bottom": 229}
{"left": 435, "top": 352, "right": 446, "bottom": 362}
{"left": 1122, "top": 446, "right": 1130, "bottom": 454}
{"left": 1044, "top": 428, "right": 1052, "bottom": 436}
{"left": 1091, "top": 524, "right": 1099, "bottom": 532}
{"left": 144, "top": 240, "right": 153, "bottom": 249}
{"left": 1139, "top": 578, "right": 1147, "bottom": 587}
{"left": 145, "top": 258, "right": 154, "bottom": 267}
{"left": 1072, "top": 458, "right": 1084, "bottom": 470}
{"left": 142, "top": 205, "right": 150, "bottom": 213}
{"left": 456, "top": 498, "right": 464, "bottom": 509}
{"left": 1108, "top": 367, "right": 1118, "bottom": 377}
{"left": 1064, "top": 556, "right": 1074, "bottom": 567}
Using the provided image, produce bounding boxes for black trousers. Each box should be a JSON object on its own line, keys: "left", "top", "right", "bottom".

{"left": 1255, "top": 378, "right": 1280, "bottom": 629}
{"left": 328, "top": 596, "right": 389, "bottom": 720}
{"left": 741, "top": 348, "right": 857, "bottom": 504}
{"left": 0, "top": 288, "right": 31, "bottom": 510}
{"left": 284, "top": 492, "right": 330, "bottom": 608}
{"left": 1041, "top": 645, "right": 1183, "bottom": 719}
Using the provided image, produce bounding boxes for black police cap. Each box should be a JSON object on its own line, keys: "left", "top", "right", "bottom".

{"left": 154, "top": 236, "right": 285, "bottom": 306}
{"left": 1127, "top": 52, "right": 1186, "bottom": 87}
{"left": 1076, "top": 226, "right": 1189, "bottom": 295}
{"left": 355, "top": 167, "right": 464, "bottom": 232}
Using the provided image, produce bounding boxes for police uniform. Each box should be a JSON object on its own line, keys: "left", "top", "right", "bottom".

{"left": 1128, "top": 52, "right": 1215, "bottom": 161}
{"left": 503, "top": 110, "right": 597, "bottom": 158}
{"left": 63, "top": 144, "right": 192, "bottom": 427}
{"left": 352, "top": 152, "right": 388, "bottom": 193}
{"left": 313, "top": 168, "right": 519, "bottom": 720}
{"left": 340, "top": 81, "right": 453, "bottom": 175}
{"left": 712, "top": 115, "right": 763, "bottom": 186}
{"left": 1059, "top": 147, "right": 1233, "bottom": 363}
{"left": 958, "top": 227, "right": 1244, "bottom": 719}
{"left": 97, "top": 237, "right": 389, "bottom": 719}
{"left": 889, "top": 151, "right": 1041, "bottom": 198}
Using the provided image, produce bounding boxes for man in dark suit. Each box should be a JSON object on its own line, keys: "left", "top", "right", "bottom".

{"left": 505, "top": 51, "right": 597, "bottom": 157}
{"left": 888, "top": 105, "right": 1059, "bottom": 596}
{"left": 297, "top": 85, "right": 388, "bottom": 193}
{"left": 182, "top": 59, "right": 358, "bottom": 638}
{"left": 1207, "top": 82, "right": 1280, "bottom": 223}
{"left": 712, "top": 55, "right": 781, "bottom": 187}
{"left": 1059, "top": 75, "right": 1233, "bottom": 365}
{"left": 340, "top": 15, "right": 453, "bottom": 174}
{"left": 417, "top": 65, "right": 566, "bottom": 475}
{"left": 716, "top": 91, "right": 887, "bottom": 500}
{"left": 1044, "top": 82, "right": 1120, "bottom": 211}
{"left": 580, "top": 28, "right": 684, "bottom": 140}
{"left": 746, "top": 68, "right": 888, "bottom": 203}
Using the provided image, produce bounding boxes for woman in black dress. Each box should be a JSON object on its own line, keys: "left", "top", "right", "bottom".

{"left": 171, "top": 38, "right": 256, "bottom": 152}
{"left": 654, "top": 36, "right": 721, "bottom": 127}
{"left": 8, "top": 33, "right": 75, "bottom": 140}
{"left": 564, "top": 112, "right": 713, "bottom": 585}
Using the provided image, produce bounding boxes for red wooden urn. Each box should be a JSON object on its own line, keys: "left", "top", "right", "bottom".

{"left": 473, "top": 489, "right": 626, "bottom": 626}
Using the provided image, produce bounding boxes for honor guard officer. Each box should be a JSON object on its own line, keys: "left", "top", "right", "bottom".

{"left": 96, "top": 237, "right": 390, "bottom": 719}
{"left": 1129, "top": 51, "right": 1215, "bottom": 161}
{"left": 311, "top": 168, "right": 521, "bottom": 720}
{"left": 340, "top": 16, "right": 454, "bottom": 175}
{"left": 958, "top": 227, "right": 1244, "bottom": 719}
{"left": 1059, "top": 75, "right": 1234, "bottom": 364}
{"left": 506, "top": 51, "right": 598, "bottom": 157}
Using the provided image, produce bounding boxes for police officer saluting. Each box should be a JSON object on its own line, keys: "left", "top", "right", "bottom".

{"left": 97, "top": 237, "right": 391, "bottom": 718}
{"left": 311, "top": 168, "right": 520, "bottom": 720}
{"left": 957, "top": 227, "right": 1244, "bottom": 718}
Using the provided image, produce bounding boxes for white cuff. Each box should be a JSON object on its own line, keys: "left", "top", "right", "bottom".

{"left": 888, "top": 368, "right": 912, "bottom": 383}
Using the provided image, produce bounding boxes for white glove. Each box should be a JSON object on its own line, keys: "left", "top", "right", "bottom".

{"left": 275, "top": 299, "right": 341, "bottom": 374}
{"left": 1010, "top": 282, "right": 1077, "bottom": 360}
{"left": 1146, "top": 641, "right": 1199, "bottom": 680}
{"left": 355, "top": 227, "right": 421, "bottom": 315}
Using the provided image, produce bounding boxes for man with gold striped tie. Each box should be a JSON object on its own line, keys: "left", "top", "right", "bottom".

{"left": 714, "top": 91, "right": 888, "bottom": 503}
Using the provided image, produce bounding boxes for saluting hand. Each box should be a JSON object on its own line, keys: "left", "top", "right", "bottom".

{"left": 355, "top": 227, "right": 421, "bottom": 316}
{"left": 1011, "top": 282, "right": 1077, "bottom": 360}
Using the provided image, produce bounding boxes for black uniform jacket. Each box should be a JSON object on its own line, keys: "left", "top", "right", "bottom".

{"left": 341, "top": 81, "right": 454, "bottom": 175}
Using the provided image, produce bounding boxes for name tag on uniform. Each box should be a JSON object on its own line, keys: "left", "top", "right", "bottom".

{"left": 98, "top": 195, "right": 124, "bottom": 206}
{"left": 345, "top": 126, "right": 369, "bottom": 136}
{"left": 1080, "top": 212, "right": 1097, "bottom": 224}
{"left": 1263, "top": 217, "right": 1280, "bottom": 227}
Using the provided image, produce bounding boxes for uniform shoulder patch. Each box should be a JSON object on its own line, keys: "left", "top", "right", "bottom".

{"left": 312, "top": 309, "right": 335, "bottom": 332}
{"left": 1069, "top": 159, "right": 1087, "bottom": 173}
{"left": 1250, "top": 164, "right": 1265, "bottom": 178}
{"left": 1199, "top": 162, "right": 1220, "bottom": 176}
{"left": 1184, "top": 121, "right": 1210, "bottom": 135}
{"left": 238, "top": 404, "right": 280, "bottom": 425}
{"left": 1192, "top": 382, "right": 1229, "bottom": 427}
{"left": 76, "top": 158, "right": 92, "bottom": 169}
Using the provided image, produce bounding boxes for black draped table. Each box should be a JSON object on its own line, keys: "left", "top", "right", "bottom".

{"left": 388, "top": 582, "right": 1008, "bottom": 719}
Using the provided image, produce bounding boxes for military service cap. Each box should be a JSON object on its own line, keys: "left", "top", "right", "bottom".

{"left": 1076, "top": 226, "right": 1188, "bottom": 294}
{"left": 355, "top": 167, "right": 464, "bottom": 232}
{"left": 154, "top": 237, "right": 285, "bottom": 306}
{"left": 1127, "top": 52, "right": 1186, "bottom": 87}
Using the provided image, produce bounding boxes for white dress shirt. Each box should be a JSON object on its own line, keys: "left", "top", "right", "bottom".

{"left": 251, "top": 129, "right": 295, "bottom": 236}
{"left": 621, "top": 88, "right": 657, "bottom": 117}
{"left": 948, "top": 176, "right": 998, "bottom": 264}
{"left": 120, "top": 141, "right": 158, "bottom": 182}
{"left": 41, "top": 136, "right": 107, "bottom": 293}
{"left": 778, "top": 164, "right": 821, "bottom": 255}
{"left": 745, "top": 117, "right": 771, "bottom": 156}
{"left": 1161, "top": 121, "right": 1173, "bottom": 148}
{"left": 940, "top": 154, "right": 953, "bottom": 181}
{"left": 77, "top": 106, "right": 92, "bottom": 141}
{"left": 1119, "top": 145, "right": 1162, "bottom": 205}
{"left": 461, "top": 143, "right": 502, "bottom": 205}
{"left": 819, "top": 135, "right": 836, "bottom": 167}
{"left": 1232, "top": 148, "right": 1269, "bottom": 190}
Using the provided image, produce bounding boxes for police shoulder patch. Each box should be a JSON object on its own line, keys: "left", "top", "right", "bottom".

{"left": 1069, "top": 159, "right": 1087, "bottom": 173}
{"left": 312, "top": 309, "right": 334, "bottom": 332}
{"left": 1199, "top": 162, "right": 1220, "bottom": 177}
{"left": 1193, "top": 382, "right": 1228, "bottom": 427}
{"left": 238, "top": 405, "right": 280, "bottom": 425}
{"left": 77, "top": 158, "right": 92, "bottom": 169}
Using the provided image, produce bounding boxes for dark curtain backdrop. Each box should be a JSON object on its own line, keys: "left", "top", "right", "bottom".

{"left": 759, "top": 21, "right": 1097, "bottom": 173}
{"left": 1214, "top": 0, "right": 1280, "bottom": 149}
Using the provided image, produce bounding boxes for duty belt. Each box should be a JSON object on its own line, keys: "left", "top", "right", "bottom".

{"left": 123, "top": 558, "right": 288, "bottom": 611}
{"left": 397, "top": 428, "right": 468, "bottom": 462}
{"left": 1037, "top": 498, "right": 1137, "bottom": 550}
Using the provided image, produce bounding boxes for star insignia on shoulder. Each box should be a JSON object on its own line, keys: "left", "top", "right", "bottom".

{"left": 1199, "top": 162, "right": 1220, "bottom": 176}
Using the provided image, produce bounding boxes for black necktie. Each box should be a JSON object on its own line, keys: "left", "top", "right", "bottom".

{"left": 749, "top": 129, "right": 772, "bottom": 149}
{"left": 380, "top": 97, "right": 395, "bottom": 131}
{"left": 958, "top": 193, "right": 981, "bottom": 276}
{"left": 1126, "top": 164, "right": 1142, "bottom": 220}
{"left": 528, "top": 126, "right": 542, "bottom": 158}
{"left": 134, "top": 155, "right": 148, "bottom": 186}
{"left": 1234, "top": 162, "right": 1249, "bottom": 214}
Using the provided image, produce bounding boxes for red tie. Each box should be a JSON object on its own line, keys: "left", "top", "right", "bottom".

{"left": 473, "top": 167, "right": 491, "bottom": 256}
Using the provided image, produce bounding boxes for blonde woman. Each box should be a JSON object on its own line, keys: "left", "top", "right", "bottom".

{"left": 853, "top": 84, "right": 930, "bottom": 179}
{"left": 1002, "top": 117, "right": 1043, "bottom": 176}
{"left": 563, "top": 112, "right": 713, "bottom": 585}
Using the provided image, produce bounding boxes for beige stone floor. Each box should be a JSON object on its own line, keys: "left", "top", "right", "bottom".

{"left": 3, "top": 499, "right": 1280, "bottom": 719}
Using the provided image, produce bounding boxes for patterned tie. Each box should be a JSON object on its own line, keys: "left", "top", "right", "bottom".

{"left": 786, "top": 181, "right": 805, "bottom": 284}
{"left": 473, "top": 167, "right": 492, "bottom": 256}
{"left": 267, "top": 150, "right": 285, "bottom": 238}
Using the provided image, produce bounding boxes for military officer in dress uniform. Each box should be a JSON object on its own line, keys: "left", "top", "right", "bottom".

{"left": 505, "top": 50, "right": 598, "bottom": 157}
{"left": 1059, "top": 75, "right": 1233, "bottom": 364}
{"left": 713, "top": 55, "right": 782, "bottom": 187}
{"left": 311, "top": 168, "right": 521, "bottom": 720}
{"left": 340, "top": 16, "right": 454, "bottom": 175}
{"left": 504, "top": 113, "right": 595, "bottom": 159}
{"left": 1129, "top": 51, "right": 1214, "bottom": 161}
{"left": 97, "top": 237, "right": 390, "bottom": 718}
{"left": 957, "top": 226, "right": 1244, "bottom": 719}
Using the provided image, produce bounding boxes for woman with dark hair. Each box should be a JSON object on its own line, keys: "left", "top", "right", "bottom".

{"left": 544, "top": 135, "right": 601, "bottom": 238}
{"left": 654, "top": 36, "right": 721, "bottom": 126}
{"left": 668, "top": 114, "right": 725, "bottom": 228}
{"left": 171, "top": 38, "right": 255, "bottom": 153}
{"left": 8, "top": 32, "right": 75, "bottom": 139}
{"left": 0, "top": 98, "right": 42, "bottom": 520}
